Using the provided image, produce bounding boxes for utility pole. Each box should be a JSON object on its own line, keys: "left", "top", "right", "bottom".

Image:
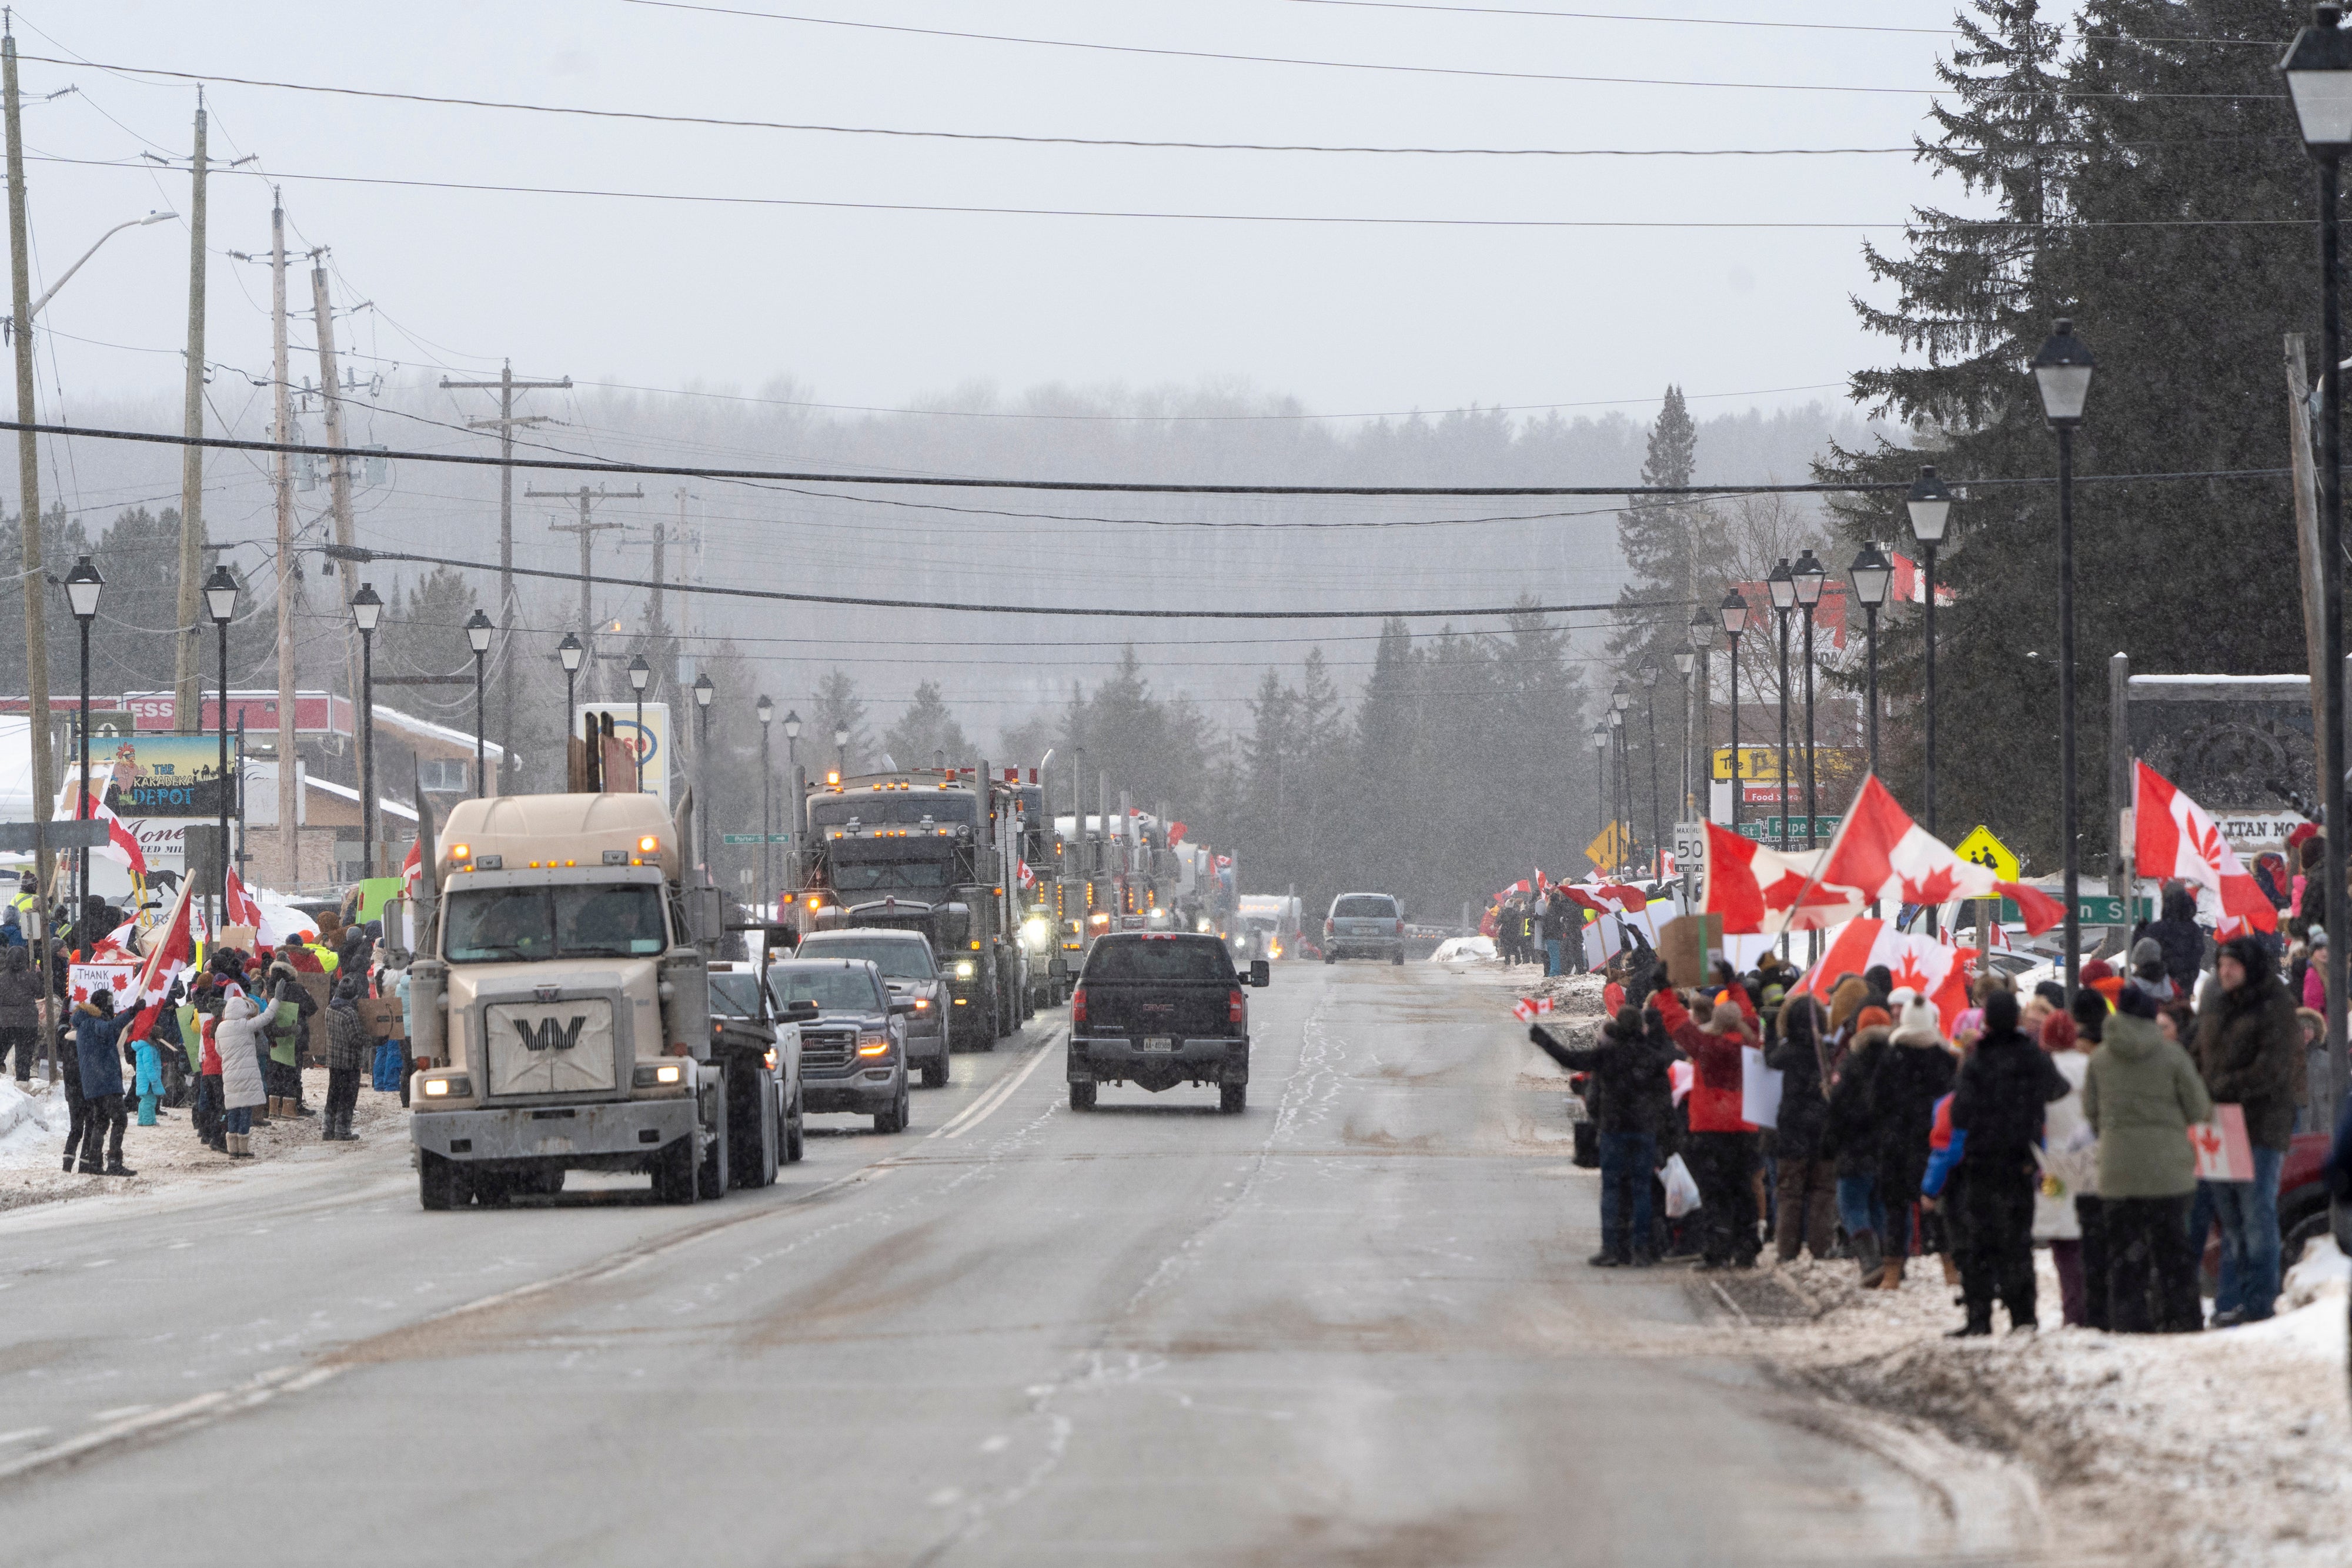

{"left": 532, "top": 484, "right": 639, "bottom": 700}
{"left": 269, "top": 190, "right": 298, "bottom": 883}
{"left": 310, "top": 252, "right": 360, "bottom": 850}
{"left": 172, "top": 94, "right": 208, "bottom": 734}
{"left": 4, "top": 29, "right": 51, "bottom": 863}
{"left": 442, "top": 362, "right": 568, "bottom": 790}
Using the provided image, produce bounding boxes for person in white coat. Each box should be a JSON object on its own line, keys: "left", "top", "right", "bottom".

{"left": 214, "top": 989, "right": 268, "bottom": 1159}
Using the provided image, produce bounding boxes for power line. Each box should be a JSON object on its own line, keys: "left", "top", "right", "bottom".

{"left": 1265, "top": 0, "right": 2284, "bottom": 45}
{"left": 617, "top": 1, "right": 2285, "bottom": 99}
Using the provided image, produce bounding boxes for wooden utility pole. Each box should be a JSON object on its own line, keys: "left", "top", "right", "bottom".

{"left": 172, "top": 96, "right": 208, "bottom": 733}
{"left": 4, "top": 29, "right": 51, "bottom": 852}
{"left": 441, "top": 362, "right": 567, "bottom": 790}
{"left": 2287, "top": 335, "right": 2331, "bottom": 790}
{"left": 270, "top": 190, "right": 298, "bottom": 882}
{"left": 532, "top": 483, "right": 639, "bottom": 700}
{"left": 311, "top": 253, "right": 359, "bottom": 859}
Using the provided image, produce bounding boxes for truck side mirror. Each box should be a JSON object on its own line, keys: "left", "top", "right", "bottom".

{"left": 889, "top": 1001, "right": 917, "bottom": 1017}
{"left": 779, "top": 999, "right": 820, "bottom": 1022}
{"left": 1249, "top": 959, "right": 1271, "bottom": 988}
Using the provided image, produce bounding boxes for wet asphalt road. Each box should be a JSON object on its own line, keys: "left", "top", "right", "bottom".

{"left": 0, "top": 961, "right": 2044, "bottom": 1566}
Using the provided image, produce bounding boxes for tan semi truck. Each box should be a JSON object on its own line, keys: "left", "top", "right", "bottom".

{"left": 405, "top": 790, "right": 786, "bottom": 1209}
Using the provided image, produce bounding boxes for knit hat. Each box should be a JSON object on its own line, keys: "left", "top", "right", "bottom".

{"left": 2039, "top": 1011, "right": 2078, "bottom": 1052}
{"left": 2130, "top": 936, "right": 2164, "bottom": 968}
{"left": 2080, "top": 957, "right": 2115, "bottom": 983}
{"left": 1853, "top": 1005, "right": 1893, "bottom": 1033}
{"left": 1983, "top": 989, "right": 2020, "bottom": 1035}
{"left": 2071, "top": 987, "right": 2110, "bottom": 1026}
{"left": 2310, "top": 925, "right": 2330, "bottom": 951}
{"left": 1890, "top": 992, "right": 1942, "bottom": 1045}
{"left": 2115, "top": 981, "right": 2160, "bottom": 1019}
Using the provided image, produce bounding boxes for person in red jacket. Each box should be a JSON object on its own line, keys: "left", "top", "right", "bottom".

{"left": 1653, "top": 968, "right": 1760, "bottom": 1269}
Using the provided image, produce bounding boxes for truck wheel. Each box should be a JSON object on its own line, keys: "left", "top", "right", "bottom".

{"left": 874, "top": 1079, "right": 909, "bottom": 1134}
{"left": 921, "top": 1057, "right": 948, "bottom": 1089}
{"left": 474, "top": 1174, "right": 514, "bottom": 1208}
{"left": 784, "top": 1085, "right": 806, "bottom": 1164}
{"left": 1070, "top": 1079, "right": 1095, "bottom": 1112}
{"left": 1220, "top": 1083, "right": 1247, "bottom": 1114}
{"left": 697, "top": 1100, "right": 731, "bottom": 1199}
{"left": 730, "top": 1067, "right": 778, "bottom": 1190}
{"left": 652, "top": 1136, "right": 697, "bottom": 1205}
{"left": 419, "top": 1150, "right": 458, "bottom": 1211}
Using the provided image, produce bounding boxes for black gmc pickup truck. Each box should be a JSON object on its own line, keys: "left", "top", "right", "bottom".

{"left": 1067, "top": 932, "right": 1269, "bottom": 1114}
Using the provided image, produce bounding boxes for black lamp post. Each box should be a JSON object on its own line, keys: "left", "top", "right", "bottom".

{"left": 1639, "top": 658, "right": 1663, "bottom": 881}
{"left": 781, "top": 708, "right": 801, "bottom": 895}
{"left": 1673, "top": 646, "right": 1697, "bottom": 821}
{"left": 205, "top": 566, "right": 238, "bottom": 930}
{"left": 1608, "top": 707, "right": 1627, "bottom": 874}
{"left": 1720, "top": 589, "right": 1750, "bottom": 833}
{"left": 627, "top": 654, "right": 652, "bottom": 793}
{"left": 1905, "top": 466, "right": 1954, "bottom": 842}
{"left": 2284, "top": 2, "right": 2352, "bottom": 1120}
{"left": 1849, "top": 540, "right": 1893, "bottom": 777}
{"left": 1767, "top": 557, "right": 1796, "bottom": 851}
{"left": 350, "top": 583, "right": 383, "bottom": 877}
{"left": 63, "top": 557, "right": 102, "bottom": 925}
{"left": 465, "top": 609, "right": 493, "bottom": 798}
{"left": 1589, "top": 723, "right": 1610, "bottom": 861}
{"left": 1790, "top": 549, "right": 1827, "bottom": 850}
{"left": 558, "top": 632, "right": 584, "bottom": 737}
{"left": 2029, "top": 319, "right": 2096, "bottom": 1003}
{"left": 1688, "top": 607, "right": 1713, "bottom": 814}
{"left": 693, "top": 671, "right": 713, "bottom": 872}
{"left": 757, "top": 695, "right": 774, "bottom": 915}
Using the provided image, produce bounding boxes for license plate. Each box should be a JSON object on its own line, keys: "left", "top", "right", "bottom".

{"left": 1141, "top": 1036, "right": 1175, "bottom": 1051}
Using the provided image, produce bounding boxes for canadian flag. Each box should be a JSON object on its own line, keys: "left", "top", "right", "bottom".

{"left": 125, "top": 877, "right": 196, "bottom": 1042}
{"left": 2133, "top": 762, "right": 2277, "bottom": 934}
{"left": 1789, "top": 917, "right": 1969, "bottom": 1040}
{"left": 56, "top": 773, "right": 146, "bottom": 877}
{"left": 223, "top": 867, "right": 264, "bottom": 931}
{"left": 1815, "top": 775, "right": 2066, "bottom": 934}
{"left": 1562, "top": 882, "right": 1650, "bottom": 916}
{"left": 1702, "top": 822, "right": 1866, "bottom": 935}
{"left": 1512, "top": 995, "right": 1555, "bottom": 1022}
{"left": 1016, "top": 860, "right": 1036, "bottom": 891}
{"left": 400, "top": 838, "right": 423, "bottom": 894}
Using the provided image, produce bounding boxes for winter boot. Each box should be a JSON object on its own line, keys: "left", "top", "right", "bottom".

{"left": 76, "top": 1148, "right": 103, "bottom": 1175}
{"left": 1850, "top": 1229, "right": 1883, "bottom": 1288}
{"left": 1873, "top": 1257, "right": 1908, "bottom": 1291}
{"left": 102, "top": 1159, "right": 136, "bottom": 1177}
{"left": 337, "top": 1113, "right": 357, "bottom": 1142}
{"left": 1946, "top": 1312, "right": 1993, "bottom": 1339}
{"left": 228, "top": 1132, "right": 251, "bottom": 1158}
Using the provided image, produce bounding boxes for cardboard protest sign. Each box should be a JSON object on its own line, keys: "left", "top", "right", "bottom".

{"left": 2189, "top": 1104, "right": 2254, "bottom": 1182}
{"left": 68, "top": 962, "right": 138, "bottom": 1008}
{"left": 1740, "top": 1045, "right": 1783, "bottom": 1130}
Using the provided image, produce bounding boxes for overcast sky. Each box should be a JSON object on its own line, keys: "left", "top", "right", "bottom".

{"left": 19, "top": 0, "right": 1983, "bottom": 429}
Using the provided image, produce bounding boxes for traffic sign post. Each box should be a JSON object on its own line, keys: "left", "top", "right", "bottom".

{"left": 1673, "top": 820, "right": 1706, "bottom": 908}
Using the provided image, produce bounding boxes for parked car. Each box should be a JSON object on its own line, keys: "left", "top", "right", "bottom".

{"left": 766, "top": 957, "right": 917, "bottom": 1134}
{"left": 791, "top": 928, "right": 952, "bottom": 1088}
{"left": 1324, "top": 892, "right": 1406, "bottom": 965}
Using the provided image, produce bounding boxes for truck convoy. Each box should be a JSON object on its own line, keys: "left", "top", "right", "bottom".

{"left": 405, "top": 790, "right": 787, "bottom": 1209}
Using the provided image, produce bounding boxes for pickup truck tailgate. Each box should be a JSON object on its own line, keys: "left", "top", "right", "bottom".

{"left": 1082, "top": 981, "right": 1232, "bottom": 1038}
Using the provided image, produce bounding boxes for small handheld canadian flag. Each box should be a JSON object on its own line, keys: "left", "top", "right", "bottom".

{"left": 1511, "top": 995, "right": 1555, "bottom": 1022}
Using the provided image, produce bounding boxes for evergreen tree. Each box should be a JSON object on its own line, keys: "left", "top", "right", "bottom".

{"left": 881, "top": 680, "right": 975, "bottom": 770}
{"left": 812, "top": 669, "right": 869, "bottom": 775}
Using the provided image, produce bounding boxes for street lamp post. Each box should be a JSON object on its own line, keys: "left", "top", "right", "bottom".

{"left": 1639, "top": 659, "right": 1663, "bottom": 881}
{"left": 1590, "top": 723, "right": 1610, "bottom": 862}
{"left": 1688, "top": 607, "right": 1713, "bottom": 818}
{"left": 558, "top": 633, "right": 584, "bottom": 748}
{"left": 205, "top": 567, "right": 238, "bottom": 932}
{"left": 627, "top": 655, "right": 651, "bottom": 793}
{"left": 781, "top": 709, "right": 801, "bottom": 894}
{"left": 693, "top": 672, "right": 714, "bottom": 872}
{"left": 1849, "top": 541, "right": 1893, "bottom": 776}
{"left": 1608, "top": 708, "right": 1627, "bottom": 875}
{"left": 757, "top": 696, "right": 774, "bottom": 917}
{"left": 2283, "top": 3, "right": 2352, "bottom": 1121}
{"left": 1720, "top": 589, "right": 1750, "bottom": 834}
{"left": 1767, "top": 559, "right": 1796, "bottom": 852}
{"left": 834, "top": 723, "right": 850, "bottom": 779}
{"left": 1673, "top": 646, "right": 1696, "bottom": 821}
{"left": 64, "top": 557, "right": 102, "bottom": 928}
{"left": 465, "top": 610, "right": 493, "bottom": 798}
{"left": 350, "top": 584, "right": 383, "bottom": 877}
{"left": 1790, "top": 550, "right": 1827, "bottom": 852}
{"left": 1905, "top": 467, "right": 1954, "bottom": 842}
{"left": 2030, "top": 319, "right": 2096, "bottom": 1004}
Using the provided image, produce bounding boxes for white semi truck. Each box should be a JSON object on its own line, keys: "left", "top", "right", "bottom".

{"left": 405, "top": 790, "right": 786, "bottom": 1209}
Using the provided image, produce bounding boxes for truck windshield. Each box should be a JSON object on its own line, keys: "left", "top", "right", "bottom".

{"left": 709, "top": 973, "right": 764, "bottom": 1018}
{"left": 808, "top": 795, "right": 980, "bottom": 828}
{"left": 827, "top": 861, "right": 951, "bottom": 890}
{"left": 443, "top": 884, "right": 667, "bottom": 963}
{"left": 1083, "top": 937, "right": 1236, "bottom": 983}
{"left": 767, "top": 965, "right": 883, "bottom": 1012}
{"left": 797, "top": 937, "right": 936, "bottom": 978}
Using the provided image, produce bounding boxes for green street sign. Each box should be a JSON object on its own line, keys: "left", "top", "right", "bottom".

{"left": 1992, "top": 894, "right": 2151, "bottom": 925}
{"left": 1732, "top": 815, "right": 1842, "bottom": 843}
{"left": 721, "top": 833, "right": 792, "bottom": 846}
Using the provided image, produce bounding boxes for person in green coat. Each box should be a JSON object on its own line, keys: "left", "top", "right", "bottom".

{"left": 2082, "top": 982, "right": 2211, "bottom": 1333}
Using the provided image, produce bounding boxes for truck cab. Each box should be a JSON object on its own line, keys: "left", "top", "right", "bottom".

{"left": 406, "top": 792, "right": 781, "bottom": 1208}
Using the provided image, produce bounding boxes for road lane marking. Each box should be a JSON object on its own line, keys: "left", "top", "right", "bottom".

{"left": 931, "top": 1030, "right": 1060, "bottom": 1141}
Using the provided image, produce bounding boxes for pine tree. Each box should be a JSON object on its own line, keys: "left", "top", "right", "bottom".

{"left": 881, "top": 680, "right": 974, "bottom": 771}
{"left": 813, "top": 670, "right": 868, "bottom": 775}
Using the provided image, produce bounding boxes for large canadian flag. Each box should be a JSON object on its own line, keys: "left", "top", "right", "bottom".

{"left": 1790, "top": 917, "right": 1969, "bottom": 1039}
{"left": 1702, "top": 823, "right": 1866, "bottom": 935}
{"left": 124, "top": 877, "right": 196, "bottom": 1042}
{"left": 2133, "top": 762, "right": 2278, "bottom": 934}
{"left": 1816, "top": 775, "right": 2066, "bottom": 934}
{"left": 223, "top": 867, "right": 265, "bottom": 931}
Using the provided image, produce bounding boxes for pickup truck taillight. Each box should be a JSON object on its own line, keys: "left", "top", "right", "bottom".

{"left": 1070, "top": 985, "right": 1087, "bottom": 1025}
{"left": 1395, "top": 918, "right": 1405, "bottom": 935}
{"left": 1228, "top": 988, "right": 1245, "bottom": 1024}
{"left": 1324, "top": 918, "right": 1334, "bottom": 936}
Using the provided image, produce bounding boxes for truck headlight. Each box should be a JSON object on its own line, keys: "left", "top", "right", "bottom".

{"left": 420, "top": 1074, "right": 471, "bottom": 1099}
{"left": 856, "top": 1031, "right": 891, "bottom": 1057}
{"left": 954, "top": 959, "right": 976, "bottom": 979}
{"left": 632, "top": 1062, "right": 686, "bottom": 1087}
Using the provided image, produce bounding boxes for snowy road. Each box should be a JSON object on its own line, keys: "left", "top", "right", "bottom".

{"left": 0, "top": 963, "right": 2051, "bottom": 1565}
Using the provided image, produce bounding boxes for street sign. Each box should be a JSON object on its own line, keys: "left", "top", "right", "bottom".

{"left": 1996, "top": 894, "right": 2151, "bottom": 926}
{"left": 1732, "top": 816, "right": 1842, "bottom": 843}
{"left": 1953, "top": 824, "right": 2020, "bottom": 882}
{"left": 0, "top": 819, "right": 112, "bottom": 852}
{"left": 723, "top": 833, "right": 793, "bottom": 845}
{"left": 1673, "top": 820, "right": 1706, "bottom": 902}
{"left": 1583, "top": 821, "right": 1623, "bottom": 870}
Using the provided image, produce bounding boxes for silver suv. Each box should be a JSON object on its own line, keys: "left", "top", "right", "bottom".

{"left": 1324, "top": 892, "right": 1405, "bottom": 965}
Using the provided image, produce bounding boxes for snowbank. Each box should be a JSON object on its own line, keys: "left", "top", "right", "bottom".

{"left": 1429, "top": 935, "right": 1498, "bottom": 965}
{"left": 0, "top": 1077, "right": 72, "bottom": 1169}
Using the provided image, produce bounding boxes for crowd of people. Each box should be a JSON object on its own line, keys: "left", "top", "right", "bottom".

{"left": 1531, "top": 882, "right": 2352, "bottom": 1338}
{"left": 1493, "top": 885, "right": 1599, "bottom": 977}
{"left": 2, "top": 880, "right": 410, "bottom": 1177}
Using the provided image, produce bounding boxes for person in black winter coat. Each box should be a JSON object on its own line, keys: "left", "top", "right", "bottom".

{"left": 1533, "top": 1006, "right": 1676, "bottom": 1266}
{"left": 2133, "top": 883, "right": 2208, "bottom": 998}
{"left": 1869, "top": 995, "right": 1959, "bottom": 1286}
{"left": 1947, "top": 991, "right": 2072, "bottom": 1335}
{"left": 1767, "top": 994, "right": 1837, "bottom": 1262}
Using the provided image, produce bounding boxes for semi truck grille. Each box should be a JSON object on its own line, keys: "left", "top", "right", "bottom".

{"left": 482, "top": 998, "right": 617, "bottom": 1098}
{"left": 801, "top": 1028, "right": 857, "bottom": 1072}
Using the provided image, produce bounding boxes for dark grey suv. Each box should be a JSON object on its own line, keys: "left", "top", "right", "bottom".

{"left": 1324, "top": 892, "right": 1406, "bottom": 964}
{"left": 766, "top": 958, "right": 917, "bottom": 1134}
{"left": 792, "top": 929, "right": 951, "bottom": 1088}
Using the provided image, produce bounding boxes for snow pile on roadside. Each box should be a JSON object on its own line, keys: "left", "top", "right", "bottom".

{"left": 2283, "top": 1235, "right": 2350, "bottom": 1311}
{"left": 1430, "top": 935, "right": 1498, "bottom": 965}
{"left": 1752, "top": 1253, "right": 2351, "bottom": 1567}
{"left": 0, "top": 1077, "right": 71, "bottom": 1169}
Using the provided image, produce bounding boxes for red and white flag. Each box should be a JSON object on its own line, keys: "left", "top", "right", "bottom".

{"left": 1815, "top": 775, "right": 2066, "bottom": 934}
{"left": 1511, "top": 995, "right": 1555, "bottom": 1022}
{"left": 400, "top": 837, "right": 423, "bottom": 894}
{"left": 125, "top": 877, "right": 196, "bottom": 1042}
{"left": 223, "top": 867, "right": 264, "bottom": 930}
{"left": 1788, "top": 917, "right": 1969, "bottom": 1039}
{"left": 2133, "top": 762, "right": 2277, "bottom": 935}
{"left": 1016, "top": 860, "right": 1036, "bottom": 891}
{"left": 1700, "top": 822, "right": 1865, "bottom": 935}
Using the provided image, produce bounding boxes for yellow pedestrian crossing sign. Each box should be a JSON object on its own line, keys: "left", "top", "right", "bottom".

{"left": 1953, "top": 825, "right": 2020, "bottom": 882}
